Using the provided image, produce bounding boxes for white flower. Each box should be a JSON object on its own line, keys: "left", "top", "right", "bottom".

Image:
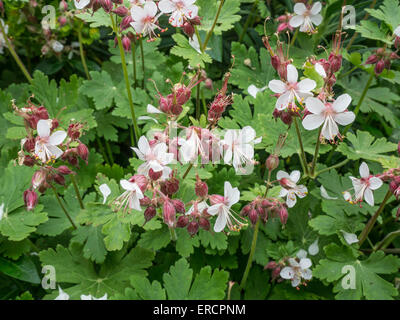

{"left": 289, "top": 2, "right": 323, "bottom": 33}
{"left": 185, "top": 200, "right": 208, "bottom": 216}
{"left": 222, "top": 126, "right": 261, "bottom": 174}
{"left": 302, "top": 94, "right": 355, "bottom": 140}
{"left": 268, "top": 64, "right": 316, "bottom": 111}
{"left": 277, "top": 170, "right": 308, "bottom": 208}
{"left": 54, "top": 286, "right": 70, "bottom": 300}
{"left": 247, "top": 84, "right": 267, "bottom": 98}
{"left": 207, "top": 181, "right": 246, "bottom": 232}
{"left": 320, "top": 185, "right": 338, "bottom": 200}
{"left": 180, "top": 127, "right": 206, "bottom": 163}
{"left": 74, "top": 0, "right": 90, "bottom": 9}
{"left": 0, "top": 19, "right": 8, "bottom": 54}
{"left": 346, "top": 162, "right": 383, "bottom": 206}
{"left": 115, "top": 179, "right": 144, "bottom": 212}
{"left": 394, "top": 25, "right": 400, "bottom": 37}
{"left": 159, "top": 0, "right": 198, "bottom": 27}
{"left": 130, "top": 1, "right": 161, "bottom": 40}
{"left": 80, "top": 294, "right": 108, "bottom": 300}
{"left": 132, "top": 136, "right": 174, "bottom": 179}
{"left": 280, "top": 256, "right": 312, "bottom": 287}
{"left": 34, "top": 119, "right": 67, "bottom": 163}
{"left": 51, "top": 40, "right": 64, "bottom": 53}
{"left": 341, "top": 230, "right": 359, "bottom": 245}
{"left": 130, "top": 0, "right": 146, "bottom": 7}
{"left": 99, "top": 184, "right": 111, "bottom": 204}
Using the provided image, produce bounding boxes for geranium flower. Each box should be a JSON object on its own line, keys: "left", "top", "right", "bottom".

{"left": 132, "top": 136, "right": 174, "bottom": 179}
{"left": 180, "top": 127, "right": 206, "bottom": 163}
{"left": 222, "top": 126, "right": 262, "bottom": 174}
{"left": 277, "top": 170, "right": 308, "bottom": 208}
{"left": 158, "top": 0, "right": 199, "bottom": 27}
{"left": 268, "top": 64, "right": 316, "bottom": 111}
{"left": 280, "top": 254, "right": 312, "bottom": 287}
{"left": 130, "top": 1, "right": 161, "bottom": 40}
{"left": 34, "top": 119, "right": 67, "bottom": 163}
{"left": 302, "top": 94, "right": 355, "bottom": 140}
{"left": 115, "top": 178, "right": 145, "bottom": 212}
{"left": 345, "top": 162, "right": 383, "bottom": 206}
{"left": 207, "top": 181, "right": 246, "bottom": 232}
{"left": 0, "top": 19, "right": 8, "bottom": 54}
{"left": 74, "top": 0, "right": 90, "bottom": 9}
{"left": 289, "top": 2, "right": 323, "bottom": 33}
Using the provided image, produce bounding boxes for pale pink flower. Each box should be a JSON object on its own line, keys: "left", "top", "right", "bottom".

{"left": 130, "top": 1, "right": 161, "bottom": 40}
{"left": 277, "top": 170, "right": 308, "bottom": 208}
{"left": 158, "top": 0, "right": 199, "bottom": 27}
{"left": 289, "top": 2, "right": 323, "bottom": 33}
{"left": 34, "top": 119, "right": 67, "bottom": 163}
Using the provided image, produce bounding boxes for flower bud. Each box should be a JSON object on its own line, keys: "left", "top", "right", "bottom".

{"left": 195, "top": 179, "right": 208, "bottom": 198}
{"left": 101, "top": 0, "right": 113, "bottom": 13}
{"left": 265, "top": 261, "right": 277, "bottom": 270}
{"left": 266, "top": 154, "right": 279, "bottom": 171}
{"left": 77, "top": 143, "right": 89, "bottom": 162}
{"left": 120, "top": 15, "right": 133, "bottom": 31}
{"left": 328, "top": 53, "right": 342, "bottom": 73}
{"left": 23, "top": 155, "right": 36, "bottom": 167}
{"left": 205, "top": 78, "right": 213, "bottom": 90}
{"left": 199, "top": 217, "right": 210, "bottom": 230}
{"left": 209, "top": 194, "right": 224, "bottom": 205}
{"left": 149, "top": 168, "right": 163, "bottom": 181}
{"left": 144, "top": 206, "right": 157, "bottom": 222}
{"left": 177, "top": 215, "right": 189, "bottom": 228}
{"left": 278, "top": 206, "right": 288, "bottom": 224}
{"left": 159, "top": 95, "right": 172, "bottom": 113}
{"left": 113, "top": 6, "right": 128, "bottom": 16}
{"left": 280, "top": 112, "right": 292, "bottom": 125}
{"left": 122, "top": 35, "right": 131, "bottom": 52}
{"left": 187, "top": 221, "right": 199, "bottom": 236}
{"left": 54, "top": 174, "right": 65, "bottom": 186}
{"left": 241, "top": 204, "right": 251, "bottom": 216}
{"left": 57, "top": 165, "right": 73, "bottom": 175}
{"left": 249, "top": 208, "right": 258, "bottom": 225}
{"left": 129, "top": 174, "right": 148, "bottom": 192}
{"left": 162, "top": 177, "right": 179, "bottom": 196}
{"left": 32, "top": 170, "right": 46, "bottom": 189}
{"left": 182, "top": 21, "right": 195, "bottom": 38}
{"left": 390, "top": 52, "right": 400, "bottom": 60}
{"left": 59, "top": 0, "right": 68, "bottom": 11}
{"left": 50, "top": 119, "right": 59, "bottom": 130}
{"left": 24, "top": 190, "right": 38, "bottom": 211}
{"left": 24, "top": 138, "right": 36, "bottom": 152}
{"left": 163, "top": 200, "right": 176, "bottom": 228}
{"left": 190, "top": 16, "right": 201, "bottom": 25}
{"left": 58, "top": 16, "right": 67, "bottom": 27}
{"left": 375, "top": 59, "right": 385, "bottom": 75}
{"left": 174, "top": 84, "right": 191, "bottom": 106}
{"left": 172, "top": 199, "right": 185, "bottom": 214}
{"left": 365, "top": 54, "right": 378, "bottom": 65}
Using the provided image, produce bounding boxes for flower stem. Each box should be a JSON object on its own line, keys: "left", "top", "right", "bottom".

{"left": 294, "top": 117, "right": 309, "bottom": 176}
{"left": 139, "top": 38, "right": 145, "bottom": 89}
{"left": 51, "top": 185, "right": 77, "bottom": 229}
{"left": 131, "top": 41, "right": 137, "bottom": 89}
{"left": 182, "top": 163, "right": 194, "bottom": 180}
{"left": 239, "top": 218, "right": 260, "bottom": 291}
{"left": 0, "top": 21, "right": 32, "bottom": 83}
{"left": 169, "top": 227, "right": 177, "bottom": 241}
{"left": 358, "top": 190, "right": 392, "bottom": 246}
{"left": 194, "top": 26, "right": 204, "bottom": 53}
{"left": 77, "top": 23, "right": 90, "bottom": 80}
{"left": 196, "top": 82, "right": 201, "bottom": 119}
{"left": 70, "top": 175, "right": 84, "bottom": 210}
{"left": 110, "top": 14, "right": 140, "bottom": 145}
{"left": 314, "top": 158, "right": 349, "bottom": 176}
{"left": 310, "top": 127, "right": 322, "bottom": 177}
{"left": 290, "top": 29, "right": 299, "bottom": 46}
{"left": 238, "top": 0, "right": 258, "bottom": 43}
{"left": 201, "top": 0, "right": 225, "bottom": 52}
{"left": 374, "top": 230, "right": 400, "bottom": 251}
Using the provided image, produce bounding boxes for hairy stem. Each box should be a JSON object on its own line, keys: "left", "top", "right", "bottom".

{"left": 0, "top": 21, "right": 32, "bottom": 83}
{"left": 70, "top": 175, "right": 84, "bottom": 210}
{"left": 78, "top": 24, "right": 90, "bottom": 80}
{"left": 358, "top": 190, "right": 392, "bottom": 246}
{"left": 202, "top": 0, "right": 224, "bottom": 52}
{"left": 51, "top": 185, "right": 77, "bottom": 229}
{"left": 294, "top": 117, "right": 309, "bottom": 176}
{"left": 131, "top": 41, "right": 137, "bottom": 89}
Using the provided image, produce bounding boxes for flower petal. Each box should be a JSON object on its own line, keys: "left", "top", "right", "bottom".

{"left": 213, "top": 211, "right": 227, "bottom": 232}
{"left": 308, "top": 239, "right": 319, "bottom": 256}
{"left": 277, "top": 170, "right": 290, "bottom": 180}
{"left": 37, "top": 119, "right": 50, "bottom": 138}
{"left": 369, "top": 177, "right": 383, "bottom": 190}
{"left": 158, "top": 0, "right": 175, "bottom": 13}
{"left": 310, "top": 13, "right": 323, "bottom": 26}
{"left": 280, "top": 267, "right": 294, "bottom": 279}
{"left": 275, "top": 92, "right": 291, "bottom": 110}
{"left": 305, "top": 97, "right": 325, "bottom": 114}
{"left": 294, "top": 2, "right": 307, "bottom": 15}
{"left": 290, "top": 170, "right": 301, "bottom": 183}
{"left": 311, "top": 2, "right": 322, "bottom": 15}
{"left": 364, "top": 187, "right": 374, "bottom": 206}
{"left": 332, "top": 94, "right": 352, "bottom": 112}
{"left": 286, "top": 64, "right": 298, "bottom": 83}
{"left": 359, "top": 162, "right": 370, "bottom": 178}
{"left": 333, "top": 111, "right": 355, "bottom": 126}
{"left": 289, "top": 15, "right": 304, "bottom": 28}
{"left": 302, "top": 114, "right": 325, "bottom": 130}
{"left": 268, "top": 80, "right": 286, "bottom": 94}
{"left": 298, "top": 79, "right": 316, "bottom": 92}
{"left": 49, "top": 130, "right": 67, "bottom": 146}
{"left": 300, "top": 258, "right": 312, "bottom": 270}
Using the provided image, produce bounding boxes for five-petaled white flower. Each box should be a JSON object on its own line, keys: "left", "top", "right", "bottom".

{"left": 130, "top": 1, "right": 161, "bottom": 40}
{"left": 159, "top": 0, "right": 199, "bottom": 27}
{"left": 222, "top": 126, "right": 261, "bottom": 174}
{"left": 115, "top": 179, "right": 144, "bottom": 212}
{"left": 277, "top": 170, "right": 308, "bottom": 208}
{"left": 207, "top": 181, "right": 246, "bottom": 232}
{"left": 34, "top": 119, "right": 67, "bottom": 163}
{"left": 54, "top": 286, "right": 70, "bottom": 300}
{"left": 132, "top": 136, "right": 174, "bottom": 179}
{"left": 74, "top": 0, "right": 90, "bottom": 9}
{"left": 280, "top": 251, "right": 312, "bottom": 287}
{"left": 289, "top": 2, "right": 323, "bottom": 33}
{"left": 345, "top": 162, "right": 383, "bottom": 206}
{"left": 302, "top": 94, "right": 355, "bottom": 140}
{"left": 268, "top": 64, "right": 316, "bottom": 111}
{"left": 0, "top": 19, "right": 8, "bottom": 55}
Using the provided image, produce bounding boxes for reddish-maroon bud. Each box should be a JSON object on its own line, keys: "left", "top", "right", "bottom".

{"left": 328, "top": 53, "right": 342, "bottom": 73}
{"left": 241, "top": 204, "right": 251, "bottom": 216}
{"left": 120, "top": 15, "right": 133, "bottom": 31}
{"left": 23, "top": 155, "right": 36, "bottom": 167}
{"left": 144, "top": 206, "right": 157, "bottom": 222}
{"left": 24, "top": 190, "right": 38, "bottom": 211}
{"left": 159, "top": 95, "right": 173, "bottom": 113}
{"left": 50, "top": 119, "right": 59, "bottom": 131}
{"left": 149, "top": 168, "right": 163, "bottom": 181}
{"left": 163, "top": 200, "right": 176, "bottom": 228}
{"left": 205, "top": 78, "right": 213, "bottom": 90}
{"left": 278, "top": 206, "right": 288, "bottom": 224}
{"left": 172, "top": 199, "right": 185, "bottom": 214}
{"left": 174, "top": 84, "right": 191, "bottom": 106}
{"left": 171, "top": 103, "right": 183, "bottom": 116}
{"left": 163, "top": 177, "right": 180, "bottom": 196}
{"left": 261, "top": 199, "right": 273, "bottom": 207}
{"left": 58, "top": 16, "right": 67, "bottom": 27}
{"left": 365, "top": 54, "right": 378, "bottom": 65}
{"left": 177, "top": 215, "right": 190, "bottom": 228}
{"left": 265, "top": 261, "right": 278, "bottom": 270}
{"left": 101, "top": 0, "right": 113, "bottom": 13}
{"left": 271, "top": 267, "right": 281, "bottom": 280}
{"left": 390, "top": 52, "right": 400, "bottom": 60}
{"left": 280, "top": 112, "right": 292, "bottom": 125}
{"left": 266, "top": 154, "right": 279, "bottom": 171}
{"left": 187, "top": 221, "right": 199, "bottom": 236}
{"left": 32, "top": 170, "right": 46, "bottom": 189}
{"left": 199, "top": 217, "right": 210, "bottom": 231}
{"left": 122, "top": 36, "right": 131, "bottom": 52}
{"left": 190, "top": 16, "right": 201, "bottom": 25}
{"left": 24, "top": 138, "right": 36, "bottom": 152}
{"left": 36, "top": 107, "right": 48, "bottom": 119}
{"left": 57, "top": 165, "right": 73, "bottom": 175}
{"left": 271, "top": 55, "right": 280, "bottom": 71}
{"left": 272, "top": 108, "right": 281, "bottom": 119}
{"left": 77, "top": 143, "right": 89, "bottom": 162}
{"left": 67, "top": 123, "right": 83, "bottom": 140}
{"left": 249, "top": 208, "right": 258, "bottom": 225}
{"left": 390, "top": 180, "right": 398, "bottom": 194}
{"left": 140, "top": 196, "right": 151, "bottom": 206}
{"left": 54, "top": 174, "right": 65, "bottom": 186}
{"left": 112, "top": 6, "right": 128, "bottom": 16}
{"left": 182, "top": 22, "right": 195, "bottom": 38}
{"left": 375, "top": 59, "right": 385, "bottom": 75}
{"left": 195, "top": 179, "right": 208, "bottom": 198}
{"left": 129, "top": 174, "right": 148, "bottom": 192}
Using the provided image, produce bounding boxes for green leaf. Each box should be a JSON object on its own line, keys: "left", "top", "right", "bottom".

{"left": 0, "top": 255, "right": 40, "bottom": 284}
{"left": 71, "top": 225, "right": 107, "bottom": 264}
{"left": 80, "top": 71, "right": 117, "bottom": 110}
{"left": 0, "top": 238, "right": 31, "bottom": 260}
{"left": 175, "top": 229, "right": 200, "bottom": 258}
{"left": 354, "top": 20, "right": 392, "bottom": 44}
{"left": 76, "top": 10, "right": 112, "bottom": 28}
{"left": 365, "top": 0, "right": 400, "bottom": 31}
{"left": 170, "top": 33, "right": 212, "bottom": 68}
{"left": 128, "top": 275, "right": 166, "bottom": 300}
{"left": 314, "top": 244, "right": 400, "bottom": 300}
{"left": 198, "top": 229, "right": 228, "bottom": 251}
{"left": 137, "top": 225, "right": 171, "bottom": 251}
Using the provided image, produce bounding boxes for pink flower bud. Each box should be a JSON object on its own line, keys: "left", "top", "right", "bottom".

{"left": 24, "top": 138, "right": 36, "bottom": 152}
{"left": 171, "top": 103, "right": 183, "bottom": 116}
{"left": 172, "top": 199, "right": 185, "bottom": 214}
{"left": 129, "top": 174, "right": 148, "bottom": 192}
{"left": 365, "top": 54, "right": 378, "bottom": 65}
{"left": 266, "top": 154, "right": 279, "bottom": 171}
{"left": 279, "top": 206, "right": 288, "bottom": 224}
{"left": 182, "top": 22, "right": 195, "bottom": 38}
{"left": 249, "top": 208, "right": 258, "bottom": 225}
{"left": 241, "top": 204, "right": 251, "bottom": 216}
{"left": 113, "top": 6, "right": 128, "bottom": 16}
{"left": 58, "top": 16, "right": 67, "bottom": 27}
{"left": 57, "top": 165, "right": 73, "bottom": 175}
{"left": 177, "top": 215, "right": 189, "bottom": 228}
{"left": 271, "top": 267, "right": 281, "bottom": 280}
{"left": 163, "top": 200, "right": 176, "bottom": 228}
{"left": 209, "top": 194, "right": 224, "bottom": 205}
{"left": 120, "top": 15, "right": 133, "bottom": 31}
{"left": 23, "top": 155, "right": 36, "bottom": 167}
{"left": 144, "top": 206, "right": 157, "bottom": 222}
{"left": 187, "top": 221, "right": 199, "bottom": 236}
{"left": 59, "top": 0, "right": 68, "bottom": 11}
{"left": 50, "top": 119, "right": 59, "bottom": 131}
{"left": 149, "top": 168, "right": 163, "bottom": 181}
{"left": 54, "top": 174, "right": 65, "bottom": 186}
{"left": 24, "top": 190, "right": 38, "bottom": 211}
{"left": 32, "top": 170, "right": 46, "bottom": 189}
{"left": 204, "top": 78, "right": 213, "bottom": 90}
{"left": 122, "top": 35, "right": 131, "bottom": 52}
{"left": 280, "top": 112, "right": 292, "bottom": 125}
{"left": 195, "top": 178, "right": 208, "bottom": 198}
{"left": 101, "top": 0, "right": 113, "bottom": 13}
{"left": 390, "top": 52, "right": 400, "bottom": 60}
{"left": 162, "top": 177, "right": 179, "bottom": 196}
{"left": 67, "top": 123, "right": 83, "bottom": 140}
{"left": 328, "top": 53, "right": 342, "bottom": 73}
{"left": 77, "top": 143, "right": 89, "bottom": 162}
{"left": 265, "top": 261, "right": 277, "bottom": 270}
{"left": 174, "top": 84, "right": 191, "bottom": 106}
{"left": 159, "top": 94, "right": 173, "bottom": 113}
{"left": 199, "top": 217, "right": 210, "bottom": 231}
{"left": 375, "top": 59, "right": 385, "bottom": 75}
{"left": 190, "top": 16, "right": 201, "bottom": 25}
